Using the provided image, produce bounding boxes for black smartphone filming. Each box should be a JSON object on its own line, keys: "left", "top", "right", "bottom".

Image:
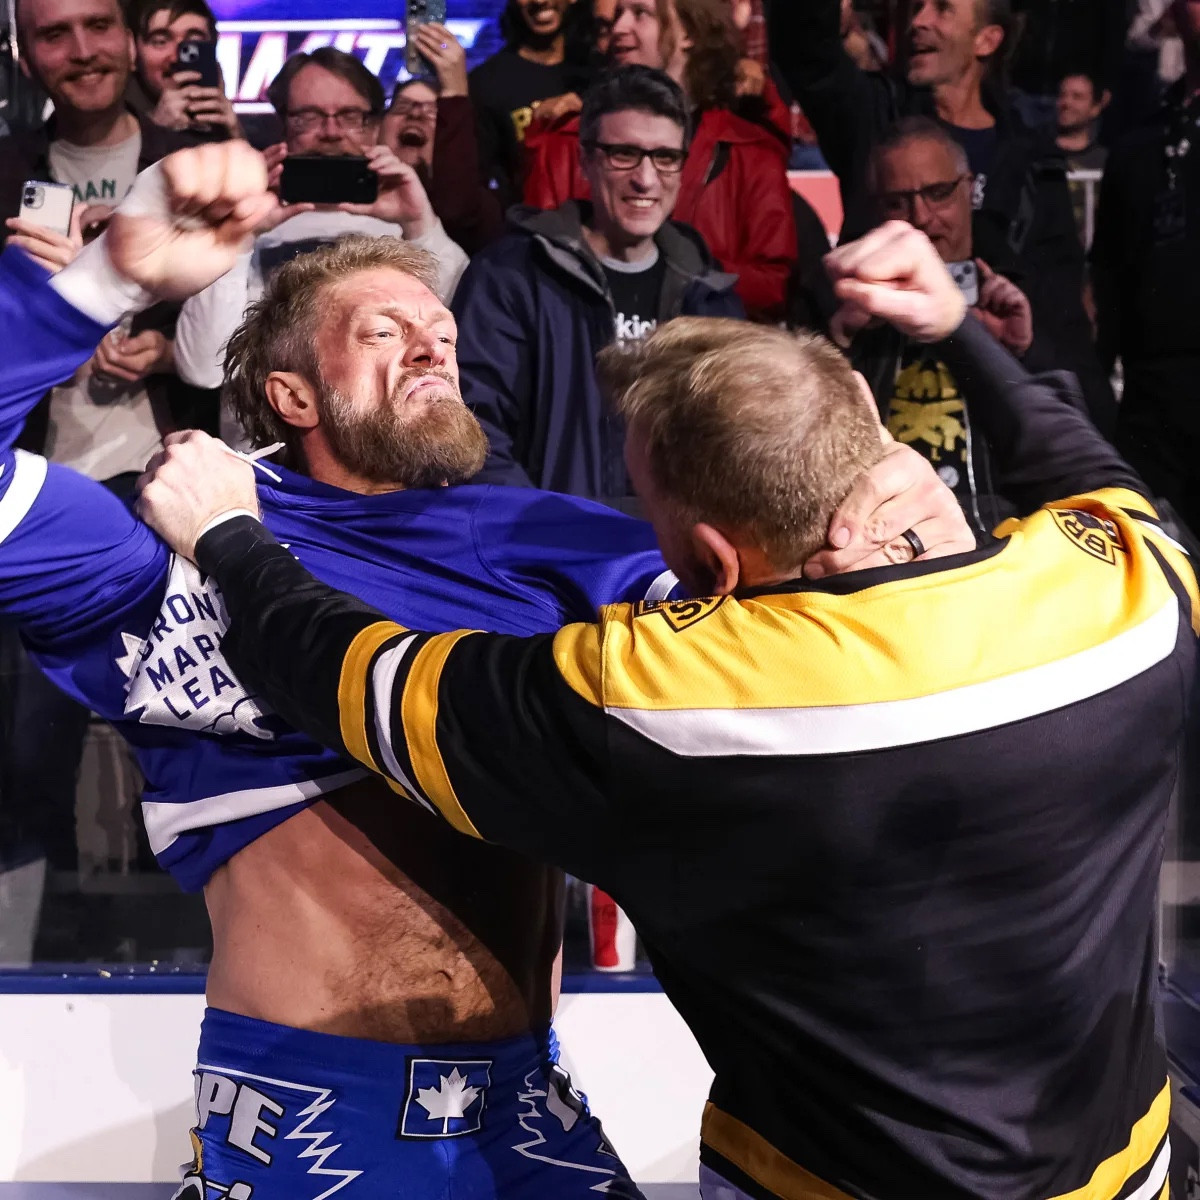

{"left": 279, "top": 155, "right": 380, "bottom": 206}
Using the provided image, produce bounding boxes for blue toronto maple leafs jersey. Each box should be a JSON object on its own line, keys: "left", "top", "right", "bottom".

{"left": 0, "top": 248, "right": 673, "bottom": 891}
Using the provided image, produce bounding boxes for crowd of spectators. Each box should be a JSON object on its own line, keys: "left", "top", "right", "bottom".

{"left": 0, "top": 0, "right": 1199, "bottom": 964}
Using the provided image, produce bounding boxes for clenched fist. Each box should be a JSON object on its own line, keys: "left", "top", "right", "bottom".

{"left": 136, "top": 431, "right": 260, "bottom": 561}
{"left": 824, "top": 222, "right": 968, "bottom": 346}
{"left": 105, "top": 141, "right": 279, "bottom": 301}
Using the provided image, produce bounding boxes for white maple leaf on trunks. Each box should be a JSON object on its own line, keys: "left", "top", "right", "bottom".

{"left": 416, "top": 1068, "right": 482, "bottom": 1134}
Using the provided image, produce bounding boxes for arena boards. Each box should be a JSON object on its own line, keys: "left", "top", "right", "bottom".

{"left": 0, "top": 1189, "right": 702, "bottom": 1198}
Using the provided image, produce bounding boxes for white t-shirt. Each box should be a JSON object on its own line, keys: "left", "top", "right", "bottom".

{"left": 46, "top": 131, "right": 164, "bottom": 480}
{"left": 48, "top": 131, "right": 140, "bottom": 207}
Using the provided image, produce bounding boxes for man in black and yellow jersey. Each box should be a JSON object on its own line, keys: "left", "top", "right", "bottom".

{"left": 138, "top": 221, "right": 1197, "bottom": 1200}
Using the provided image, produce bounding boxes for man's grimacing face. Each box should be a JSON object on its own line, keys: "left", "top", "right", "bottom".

{"left": 305, "top": 268, "right": 487, "bottom": 487}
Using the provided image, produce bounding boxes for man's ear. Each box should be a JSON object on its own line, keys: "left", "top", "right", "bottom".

{"left": 973, "top": 23, "right": 1004, "bottom": 62}
{"left": 18, "top": 55, "right": 30, "bottom": 80}
{"left": 691, "top": 522, "right": 741, "bottom": 596}
{"left": 264, "top": 371, "right": 319, "bottom": 431}
{"left": 850, "top": 370, "right": 886, "bottom": 442}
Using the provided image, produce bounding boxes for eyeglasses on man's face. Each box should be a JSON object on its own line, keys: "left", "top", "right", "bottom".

{"left": 584, "top": 141, "right": 687, "bottom": 174}
{"left": 878, "top": 175, "right": 969, "bottom": 218}
{"left": 286, "top": 107, "right": 380, "bottom": 133}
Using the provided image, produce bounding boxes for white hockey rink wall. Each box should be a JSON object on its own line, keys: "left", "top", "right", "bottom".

{"left": 0, "top": 982, "right": 713, "bottom": 1185}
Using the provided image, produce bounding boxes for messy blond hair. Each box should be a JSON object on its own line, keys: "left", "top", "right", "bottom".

{"left": 223, "top": 235, "right": 441, "bottom": 459}
{"left": 599, "top": 318, "right": 884, "bottom": 572}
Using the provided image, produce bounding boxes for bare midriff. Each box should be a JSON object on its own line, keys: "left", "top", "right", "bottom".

{"left": 204, "top": 776, "right": 564, "bottom": 1044}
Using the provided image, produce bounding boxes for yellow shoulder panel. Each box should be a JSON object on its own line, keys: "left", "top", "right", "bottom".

{"left": 587, "top": 491, "right": 1186, "bottom": 715}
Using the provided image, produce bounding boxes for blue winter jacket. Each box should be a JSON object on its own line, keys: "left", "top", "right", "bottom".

{"left": 454, "top": 202, "right": 744, "bottom": 504}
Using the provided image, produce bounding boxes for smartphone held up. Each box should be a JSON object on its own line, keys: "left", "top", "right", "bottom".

{"left": 279, "top": 156, "right": 380, "bottom": 207}
{"left": 406, "top": 0, "right": 448, "bottom": 77}
{"left": 18, "top": 181, "right": 74, "bottom": 236}
{"left": 172, "top": 38, "right": 221, "bottom": 89}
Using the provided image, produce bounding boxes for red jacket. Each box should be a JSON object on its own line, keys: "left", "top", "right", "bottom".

{"left": 523, "top": 106, "right": 797, "bottom": 319}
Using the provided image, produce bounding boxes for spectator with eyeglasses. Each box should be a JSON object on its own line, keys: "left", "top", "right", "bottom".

{"left": 453, "top": 65, "right": 743, "bottom": 501}
{"left": 171, "top": 48, "right": 468, "bottom": 440}
{"left": 769, "top": 1, "right": 1103, "bottom": 408}
{"left": 523, "top": 0, "right": 796, "bottom": 321}
{"left": 381, "top": 33, "right": 508, "bottom": 254}
{"left": 844, "top": 118, "right": 1114, "bottom": 533}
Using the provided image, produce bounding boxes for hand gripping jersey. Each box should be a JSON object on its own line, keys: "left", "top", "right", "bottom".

{"left": 195, "top": 317, "right": 1200, "bottom": 1200}
{"left": 0, "top": 247, "right": 673, "bottom": 891}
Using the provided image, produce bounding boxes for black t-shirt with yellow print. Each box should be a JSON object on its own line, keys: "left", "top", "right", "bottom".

{"left": 469, "top": 48, "right": 573, "bottom": 206}
{"left": 886, "top": 343, "right": 973, "bottom": 508}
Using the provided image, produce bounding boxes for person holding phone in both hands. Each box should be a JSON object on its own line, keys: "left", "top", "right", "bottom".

{"left": 126, "top": 0, "right": 241, "bottom": 138}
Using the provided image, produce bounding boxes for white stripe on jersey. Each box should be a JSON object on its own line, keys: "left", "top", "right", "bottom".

{"left": 141, "top": 767, "right": 368, "bottom": 854}
{"left": 1128, "top": 1138, "right": 1170, "bottom": 1200}
{"left": 370, "top": 634, "right": 434, "bottom": 811}
{"left": 643, "top": 569, "right": 679, "bottom": 605}
{"left": 609, "top": 596, "right": 1181, "bottom": 758}
{"left": 0, "top": 450, "right": 48, "bottom": 545}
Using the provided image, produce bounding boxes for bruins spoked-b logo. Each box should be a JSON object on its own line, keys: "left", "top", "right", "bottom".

{"left": 632, "top": 597, "right": 726, "bottom": 632}
{"left": 1051, "top": 508, "right": 1127, "bottom": 565}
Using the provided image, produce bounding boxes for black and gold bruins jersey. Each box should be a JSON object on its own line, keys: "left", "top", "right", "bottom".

{"left": 195, "top": 304, "right": 1199, "bottom": 1200}
{"left": 200, "top": 476, "right": 1198, "bottom": 1200}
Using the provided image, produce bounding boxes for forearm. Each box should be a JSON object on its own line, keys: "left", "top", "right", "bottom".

{"left": 429, "top": 96, "right": 506, "bottom": 254}
{"left": 174, "top": 253, "right": 250, "bottom": 389}
{"left": 767, "top": 0, "right": 880, "bottom": 186}
{"left": 767, "top": 0, "right": 845, "bottom": 91}
{"left": 937, "top": 316, "right": 1144, "bottom": 511}
{"left": 195, "top": 516, "right": 391, "bottom": 762}
{"left": 194, "top": 513, "right": 604, "bottom": 865}
{"left": 407, "top": 218, "right": 469, "bottom": 302}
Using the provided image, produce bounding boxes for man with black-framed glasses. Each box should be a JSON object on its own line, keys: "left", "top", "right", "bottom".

{"left": 172, "top": 48, "right": 468, "bottom": 432}
{"left": 453, "top": 65, "right": 745, "bottom": 503}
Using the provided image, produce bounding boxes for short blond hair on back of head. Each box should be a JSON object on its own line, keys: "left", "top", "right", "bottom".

{"left": 223, "top": 235, "right": 441, "bottom": 460}
{"left": 600, "top": 318, "right": 885, "bottom": 573}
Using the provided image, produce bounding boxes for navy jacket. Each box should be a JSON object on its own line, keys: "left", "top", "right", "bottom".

{"left": 455, "top": 202, "right": 743, "bottom": 504}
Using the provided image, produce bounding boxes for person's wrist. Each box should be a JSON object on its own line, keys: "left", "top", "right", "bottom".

{"left": 931, "top": 293, "right": 968, "bottom": 342}
{"left": 402, "top": 207, "right": 436, "bottom": 241}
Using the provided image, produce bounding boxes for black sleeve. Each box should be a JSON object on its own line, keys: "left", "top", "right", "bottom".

{"left": 196, "top": 517, "right": 618, "bottom": 881}
{"left": 767, "top": 0, "right": 893, "bottom": 204}
{"left": 937, "top": 315, "right": 1145, "bottom": 513}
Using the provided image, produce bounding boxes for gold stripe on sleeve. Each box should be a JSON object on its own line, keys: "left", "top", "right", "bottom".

{"left": 337, "top": 621, "right": 407, "bottom": 774}
{"left": 1046, "top": 1081, "right": 1169, "bottom": 1200}
{"left": 400, "top": 629, "right": 482, "bottom": 838}
{"left": 701, "top": 1104, "right": 854, "bottom": 1200}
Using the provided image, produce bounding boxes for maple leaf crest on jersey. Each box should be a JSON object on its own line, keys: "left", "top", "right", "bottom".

{"left": 117, "top": 554, "right": 276, "bottom": 740}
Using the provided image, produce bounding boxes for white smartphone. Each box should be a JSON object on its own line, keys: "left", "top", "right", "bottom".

{"left": 946, "top": 260, "right": 980, "bottom": 307}
{"left": 18, "top": 180, "right": 75, "bottom": 236}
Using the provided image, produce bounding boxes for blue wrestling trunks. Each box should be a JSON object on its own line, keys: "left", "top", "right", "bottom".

{"left": 173, "top": 1007, "right": 643, "bottom": 1199}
